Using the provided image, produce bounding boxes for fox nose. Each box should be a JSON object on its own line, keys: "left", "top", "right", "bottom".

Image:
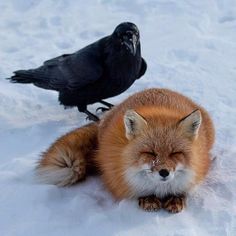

{"left": 159, "top": 169, "right": 169, "bottom": 178}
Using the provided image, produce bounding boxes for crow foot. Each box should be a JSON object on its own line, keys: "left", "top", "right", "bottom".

{"left": 96, "top": 107, "right": 110, "bottom": 113}
{"left": 99, "top": 100, "right": 114, "bottom": 108}
{"left": 83, "top": 109, "right": 99, "bottom": 122}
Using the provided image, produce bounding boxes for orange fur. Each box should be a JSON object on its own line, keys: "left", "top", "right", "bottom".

{"left": 37, "top": 88, "right": 215, "bottom": 207}
{"left": 37, "top": 122, "right": 98, "bottom": 186}
{"left": 97, "top": 88, "right": 215, "bottom": 199}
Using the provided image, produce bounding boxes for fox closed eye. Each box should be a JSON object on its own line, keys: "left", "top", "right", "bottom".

{"left": 170, "top": 151, "right": 184, "bottom": 156}
{"left": 140, "top": 151, "right": 157, "bottom": 157}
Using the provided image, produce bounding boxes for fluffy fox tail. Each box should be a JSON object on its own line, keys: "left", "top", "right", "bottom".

{"left": 36, "top": 122, "right": 98, "bottom": 187}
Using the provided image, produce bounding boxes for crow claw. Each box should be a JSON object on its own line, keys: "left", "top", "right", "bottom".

{"left": 81, "top": 108, "right": 99, "bottom": 122}
{"left": 96, "top": 107, "right": 110, "bottom": 113}
{"left": 86, "top": 114, "right": 99, "bottom": 122}
{"left": 99, "top": 100, "right": 114, "bottom": 108}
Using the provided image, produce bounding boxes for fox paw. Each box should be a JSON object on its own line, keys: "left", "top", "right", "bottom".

{"left": 139, "top": 195, "right": 162, "bottom": 212}
{"left": 162, "top": 195, "right": 186, "bottom": 213}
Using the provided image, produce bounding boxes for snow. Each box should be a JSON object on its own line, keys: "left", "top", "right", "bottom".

{"left": 0, "top": 0, "right": 236, "bottom": 235}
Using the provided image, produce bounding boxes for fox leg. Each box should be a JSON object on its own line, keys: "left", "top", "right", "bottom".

{"left": 138, "top": 195, "right": 162, "bottom": 212}
{"left": 36, "top": 122, "right": 98, "bottom": 187}
{"left": 162, "top": 195, "right": 186, "bottom": 213}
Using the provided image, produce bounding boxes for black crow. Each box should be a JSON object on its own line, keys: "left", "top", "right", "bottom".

{"left": 8, "top": 22, "right": 147, "bottom": 121}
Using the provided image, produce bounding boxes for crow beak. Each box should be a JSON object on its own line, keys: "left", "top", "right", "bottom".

{"left": 123, "top": 34, "right": 138, "bottom": 56}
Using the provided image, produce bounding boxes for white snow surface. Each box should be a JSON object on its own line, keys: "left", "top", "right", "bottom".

{"left": 0, "top": 0, "right": 236, "bottom": 235}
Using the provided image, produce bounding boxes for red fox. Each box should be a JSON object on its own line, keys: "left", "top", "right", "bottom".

{"left": 37, "top": 88, "right": 215, "bottom": 213}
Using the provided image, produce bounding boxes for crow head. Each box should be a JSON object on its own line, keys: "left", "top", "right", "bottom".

{"left": 113, "top": 22, "right": 140, "bottom": 56}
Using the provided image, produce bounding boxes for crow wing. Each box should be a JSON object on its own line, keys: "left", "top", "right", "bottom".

{"left": 12, "top": 43, "right": 103, "bottom": 91}
{"left": 137, "top": 58, "right": 147, "bottom": 79}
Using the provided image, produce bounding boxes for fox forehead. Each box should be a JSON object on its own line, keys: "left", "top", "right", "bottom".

{"left": 137, "top": 126, "right": 191, "bottom": 154}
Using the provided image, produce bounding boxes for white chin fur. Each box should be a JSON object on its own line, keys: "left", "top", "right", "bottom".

{"left": 124, "top": 164, "right": 195, "bottom": 198}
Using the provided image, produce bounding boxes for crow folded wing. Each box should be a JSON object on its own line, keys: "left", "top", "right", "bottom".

{"left": 137, "top": 58, "right": 147, "bottom": 79}
{"left": 33, "top": 49, "right": 103, "bottom": 91}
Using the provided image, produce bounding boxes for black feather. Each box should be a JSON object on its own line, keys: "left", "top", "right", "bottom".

{"left": 8, "top": 22, "right": 147, "bottom": 114}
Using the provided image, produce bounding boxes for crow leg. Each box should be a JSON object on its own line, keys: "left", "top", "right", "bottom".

{"left": 80, "top": 108, "right": 99, "bottom": 122}
{"left": 99, "top": 100, "right": 114, "bottom": 108}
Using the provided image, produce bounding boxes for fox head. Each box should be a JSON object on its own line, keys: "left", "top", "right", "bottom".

{"left": 122, "top": 108, "right": 202, "bottom": 197}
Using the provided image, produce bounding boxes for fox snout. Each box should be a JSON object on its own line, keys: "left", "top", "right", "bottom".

{"left": 159, "top": 169, "right": 169, "bottom": 178}
{"left": 149, "top": 161, "right": 176, "bottom": 182}
{"left": 153, "top": 168, "right": 170, "bottom": 182}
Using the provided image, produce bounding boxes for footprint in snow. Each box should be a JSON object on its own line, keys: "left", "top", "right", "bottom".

{"left": 168, "top": 49, "right": 198, "bottom": 63}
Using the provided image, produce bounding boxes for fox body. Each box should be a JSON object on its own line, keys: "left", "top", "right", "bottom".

{"left": 37, "top": 88, "right": 214, "bottom": 213}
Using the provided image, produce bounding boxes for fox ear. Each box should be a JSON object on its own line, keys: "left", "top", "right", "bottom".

{"left": 178, "top": 109, "right": 202, "bottom": 139}
{"left": 124, "top": 110, "right": 147, "bottom": 140}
